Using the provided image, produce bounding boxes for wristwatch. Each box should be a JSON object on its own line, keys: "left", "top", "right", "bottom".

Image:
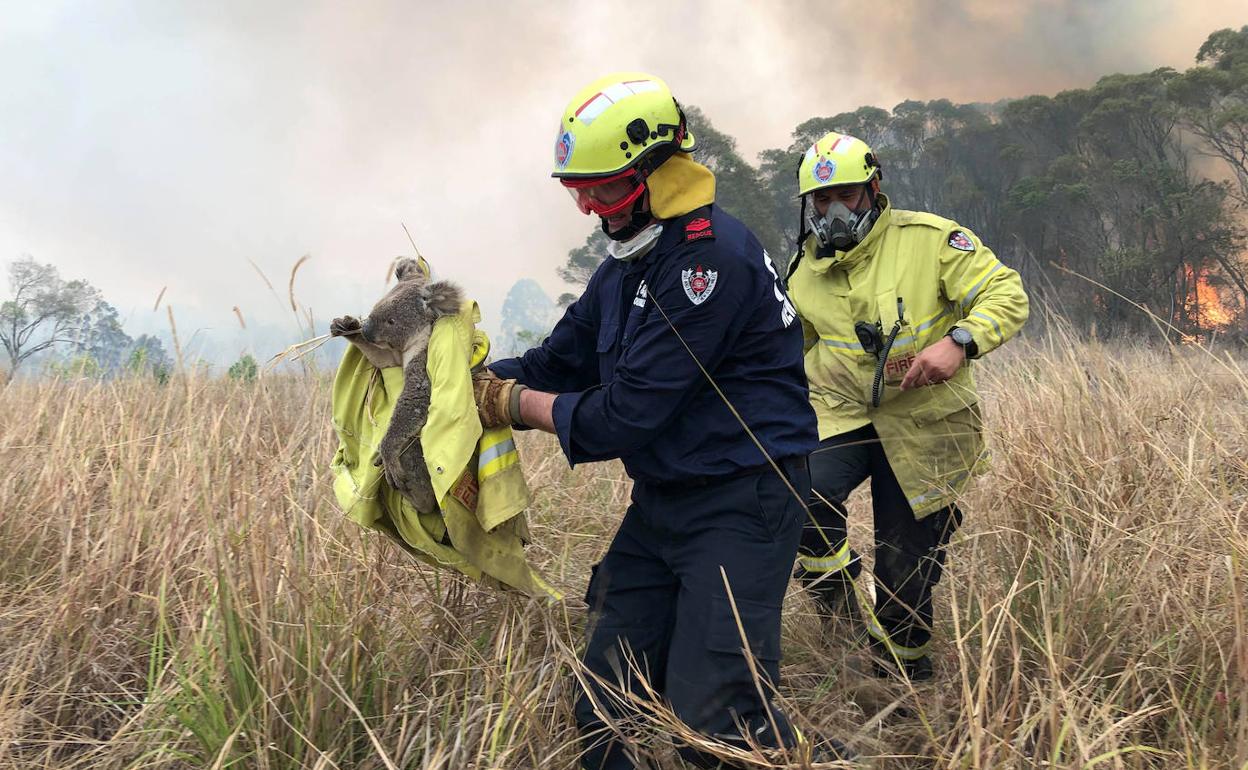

{"left": 945, "top": 326, "right": 978, "bottom": 358}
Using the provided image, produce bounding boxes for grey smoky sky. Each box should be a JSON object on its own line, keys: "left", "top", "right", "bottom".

{"left": 1, "top": 0, "right": 1243, "bottom": 345}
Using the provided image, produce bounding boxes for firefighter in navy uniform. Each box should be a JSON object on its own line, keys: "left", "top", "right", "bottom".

{"left": 785, "top": 131, "right": 1029, "bottom": 681}
{"left": 473, "top": 74, "right": 852, "bottom": 768}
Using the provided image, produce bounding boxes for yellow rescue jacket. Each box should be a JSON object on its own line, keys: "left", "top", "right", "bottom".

{"left": 330, "top": 300, "right": 561, "bottom": 599}
{"left": 786, "top": 196, "right": 1029, "bottom": 516}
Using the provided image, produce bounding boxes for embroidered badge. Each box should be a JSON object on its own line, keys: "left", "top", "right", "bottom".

{"left": 948, "top": 230, "right": 975, "bottom": 251}
{"left": 884, "top": 351, "right": 916, "bottom": 381}
{"left": 449, "top": 468, "right": 479, "bottom": 512}
{"left": 813, "top": 157, "right": 837, "bottom": 183}
{"left": 685, "top": 217, "right": 714, "bottom": 242}
{"left": 681, "top": 264, "right": 718, "bottom": 305}
{"left": 554, "top": 129, "right": 575, "bottom": 170}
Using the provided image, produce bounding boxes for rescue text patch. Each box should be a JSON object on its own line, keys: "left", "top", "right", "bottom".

{"left": 449, "top": 469, "right": 479, "bottom": 512}
{"left": 685, "top": 217, "right": 714, "bottom": 242}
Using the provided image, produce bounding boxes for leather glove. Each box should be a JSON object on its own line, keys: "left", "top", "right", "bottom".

{"left": 473, "top": 369, "right": 526, "bottom": 428}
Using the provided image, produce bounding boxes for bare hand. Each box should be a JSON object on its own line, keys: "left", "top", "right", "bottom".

{"left": 517, "top": 388, "right": 557, "bottom": 434}
{"left": 900, "top": 337, "right": 965, "bottom": 391}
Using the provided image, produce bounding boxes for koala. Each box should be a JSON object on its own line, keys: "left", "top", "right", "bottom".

{"left": 331, "top": 257, "right": 463, "bottom": 513}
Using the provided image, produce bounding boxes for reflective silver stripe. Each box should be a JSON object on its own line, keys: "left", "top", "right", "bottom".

{"left": 971, "top": 310, "right": 1002, "bottom": 341}
{"left": 917, "top": 306, "right": 952, "bottom": 333}
{"left": 821, "top": 337, "right": 864, "bottom": 351}
{"left": 864, "top": 615, "right": 929, "bottom": 660}
{"left": 893, "top": 306, "right": 953, "bottom": 347}
{"left": 797, "top": 541, "right": 853, "bottom": 573}
{"left": 478, "top": 438, "right": 517, "bottom": 470}
{"left": 907, "top": 469, "right": 973, "bottom": 508}
{"left": 960, "top": 261, "right": 1003, "bottom": 309}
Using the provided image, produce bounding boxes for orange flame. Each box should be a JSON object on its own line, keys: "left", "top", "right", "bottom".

{"left": 1186, "top": 267, "right": 1236, "bottom": 330}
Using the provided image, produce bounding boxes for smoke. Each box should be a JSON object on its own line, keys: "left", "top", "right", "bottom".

{"left": 0, "top": 0, "right": 1241, "bottom": 354}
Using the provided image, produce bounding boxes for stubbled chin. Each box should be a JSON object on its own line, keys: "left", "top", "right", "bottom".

{"left": 605, "top": 216, "right": 629, "bottom": 232}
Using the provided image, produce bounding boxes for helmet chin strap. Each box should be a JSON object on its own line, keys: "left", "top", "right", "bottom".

{"left": 601, "top": 191, "right": 654, "bottom": 241}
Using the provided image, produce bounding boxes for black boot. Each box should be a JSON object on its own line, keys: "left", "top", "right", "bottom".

{"left": 810, "top": 737, "right": 859, "bottom": 763}
{"left": 869, "top": 651, "right": 933, "bottom": 682}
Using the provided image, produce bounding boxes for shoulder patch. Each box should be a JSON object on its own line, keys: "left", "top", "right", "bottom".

{"left": 948, "top": 230, "right": 976, "bottom": 252}
{"left": 684, "top": 217, "right": 714, "bottom": 242}
{"left": 680, "top": 263, "right": 719, "bottom": 305}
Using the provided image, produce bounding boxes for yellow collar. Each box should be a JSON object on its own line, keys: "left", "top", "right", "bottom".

{"left": 648, "top": 153, "right": 716, "bottom": 219}
{"left": 801, "top": 194, "right": 892, "bottom": 275}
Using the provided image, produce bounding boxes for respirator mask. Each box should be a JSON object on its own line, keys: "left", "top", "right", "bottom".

{"left": 806, "top": 198, "right": 879, "bottom": 256}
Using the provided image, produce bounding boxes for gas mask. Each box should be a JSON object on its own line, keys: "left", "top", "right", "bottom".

{"left": 806, "top": 200, "right": 879, "bottom": 256}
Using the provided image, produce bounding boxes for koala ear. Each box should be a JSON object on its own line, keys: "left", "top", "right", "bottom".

{"left": 424, "top": 280, "right": 464, "bottom": 318}
{"left": 394, "top": 256, "right": 431, "bottom": 283}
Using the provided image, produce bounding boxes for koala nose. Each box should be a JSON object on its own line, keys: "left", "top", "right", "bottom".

{"left": 361, "top": 318, "right": 376, "bottom": 343}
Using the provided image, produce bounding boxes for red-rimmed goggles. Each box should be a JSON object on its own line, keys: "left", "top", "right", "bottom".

{"left": 561, "top": 169, "right": 647, "bottom": 218}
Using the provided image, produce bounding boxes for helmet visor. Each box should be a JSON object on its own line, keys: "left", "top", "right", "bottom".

{"left": 562, "top": 171, "right": 646, "bottom": 218}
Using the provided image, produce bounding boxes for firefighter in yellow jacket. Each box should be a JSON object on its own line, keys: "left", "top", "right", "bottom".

{"left": 785, "top": 131, "right": 1028, "bottom": 680}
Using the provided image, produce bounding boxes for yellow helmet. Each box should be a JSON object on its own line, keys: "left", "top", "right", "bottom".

{"left": 795, "top": 131, "right": 881, "bottom": 198}
{"left": 552, "top": 72, "right": 696, "bottom": 179}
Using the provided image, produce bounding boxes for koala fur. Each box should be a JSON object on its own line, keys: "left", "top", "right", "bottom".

{"left": 330, "top": 257, "right": 463, "bottom": 513}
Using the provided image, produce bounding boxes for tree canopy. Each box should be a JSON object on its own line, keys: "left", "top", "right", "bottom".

{"left": 557, "top": 26, "right": 1248, "bottom": 341}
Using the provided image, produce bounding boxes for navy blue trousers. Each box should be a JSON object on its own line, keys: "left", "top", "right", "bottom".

{"left": 576, "top": 460, "right": 809, "bottom": 769}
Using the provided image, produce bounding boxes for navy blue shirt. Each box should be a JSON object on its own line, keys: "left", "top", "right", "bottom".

{"left": 490, "top": 205, "right": 817, "bottom": 484}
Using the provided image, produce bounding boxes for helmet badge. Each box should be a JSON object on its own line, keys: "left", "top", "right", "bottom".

{"left": 554, "top": 130, "right": 575, "bottom": 170}
{"left": 813, "top": 157, "right": 836, "bottom": 184}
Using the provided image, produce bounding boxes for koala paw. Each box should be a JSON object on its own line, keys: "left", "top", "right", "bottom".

{"left": 379, "top": 450, "right": 437, "bottom": 513}
{"left": 404, "top": 481, "right": 437, "bottom": 514}
{"left": 330, "top": 315, "right": 362, "bottom": 337}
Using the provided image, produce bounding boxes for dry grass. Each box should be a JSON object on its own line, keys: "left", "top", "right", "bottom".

{"left": 0, "top": 338, "right": 1245, "bottom": 769}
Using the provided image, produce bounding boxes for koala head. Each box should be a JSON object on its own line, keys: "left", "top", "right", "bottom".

{"left": 361, "top": 261, "right": 462, "bottom": 352}
{"left": 392, "top": 256, "right": 428, "bottom": 283}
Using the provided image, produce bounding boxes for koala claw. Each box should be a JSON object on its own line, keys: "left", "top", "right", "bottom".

{"left": 379, "top": 453, "right": 437, "bottom": 513}
{"left": 330, "top": 315, "right": 362, "bottom": 337}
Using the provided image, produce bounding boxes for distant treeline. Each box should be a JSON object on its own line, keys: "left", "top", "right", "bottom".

{"left": 0, "top": 256, "right": 336, "bottom": 381}
{"left": 561, "top": 26, "right": 1248, "bottom": 341}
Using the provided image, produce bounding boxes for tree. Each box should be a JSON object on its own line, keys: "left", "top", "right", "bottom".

{"left": 513, "top": 329, "right": 545, "bottom": 353}
{"left": 1168, "top": 27, "right": 1248, "bottom": 323}
{"left": 227, "top": 354, "right": 258, "bottom": 382}
{"left": 548, "top": 30, "right": 1248, "bottom": 336}
{"left": 127, "top": 335, "right": 172, "bottom": 383}
{"left": 1, "top": 258, "right": 100, "bottom": 377}
{"left": 558, "top": 229, "right": 611, "bottom": 287}
{"left": 498, "top": 279, "right": 558, "bottom": 355}
{"left": 683, "top": 105, "right": 786, "bottom": 259}
{"left": 71, "top": 300, "right": 133, "bottom": 372}
{"left": 1172, "top": 27, "right": 1248, "bottom": 205}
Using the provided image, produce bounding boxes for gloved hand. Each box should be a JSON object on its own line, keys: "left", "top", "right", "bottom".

{"left": 473, "top": 369, "right": 526, "bottom": 428}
